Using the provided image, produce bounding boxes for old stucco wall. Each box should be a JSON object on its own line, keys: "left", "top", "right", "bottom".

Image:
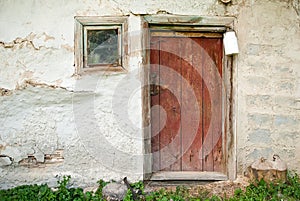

{"left": 0, "top": 0, "right": 299, "bottom": 188}
{"left": 0, "top": 0, "right": 145, "bottom": 188}
{"left": 236, "top": 0, "right": 300, "bottom": 173}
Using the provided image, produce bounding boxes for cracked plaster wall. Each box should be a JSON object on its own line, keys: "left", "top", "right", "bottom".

{"left": 0, "top": 0, "right": 300, "bottom": 188}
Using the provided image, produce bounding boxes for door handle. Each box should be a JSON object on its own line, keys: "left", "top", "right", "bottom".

{"left": 150, "top": 85, "right": 160, "bottom": 96}
{"left": 150, "top": 73, "right": 159, "bottom": 96}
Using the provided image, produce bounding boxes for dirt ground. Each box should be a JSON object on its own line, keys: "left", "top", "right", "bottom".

{"left": 144, "top": 176, "right": 250, "bottom": 198}
{"left": 83, "top": 176, "right": 251, "bottom": 199}
{"left": 190, "top": 176, "right": 250, "bottom": 198}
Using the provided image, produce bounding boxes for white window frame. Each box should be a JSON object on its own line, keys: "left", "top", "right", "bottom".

{"left": 74, "top": 16, "right": 128, "bottom": 74}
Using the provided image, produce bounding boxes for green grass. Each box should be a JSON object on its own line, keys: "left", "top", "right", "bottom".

{"left": 0, "top": 172, "right": 300, "bottom": 201}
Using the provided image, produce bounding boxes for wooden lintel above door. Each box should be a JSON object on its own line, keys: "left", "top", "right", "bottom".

{"left": 150, "top": 31, "right": 223, "bottom": 38}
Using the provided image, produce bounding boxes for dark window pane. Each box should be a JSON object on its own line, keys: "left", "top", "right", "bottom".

{"left": 87, "top": 29, "right": 119, "bottom": 65}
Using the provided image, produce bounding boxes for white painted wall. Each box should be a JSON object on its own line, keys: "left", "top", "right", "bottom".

{"left": 0, "top": 0, "right": 299, "bottom": 188}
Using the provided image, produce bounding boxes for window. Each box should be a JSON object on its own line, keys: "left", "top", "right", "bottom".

{"left": 75, "top": 16, "right": 128, "bottom": 73}
{"left": 84, "top": 26, "right": 121, "bottom": 67}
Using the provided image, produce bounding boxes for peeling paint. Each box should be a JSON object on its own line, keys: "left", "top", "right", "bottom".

{"left": 292, "top": 0, "right": 300, "bottom": 16}
{"left": 19, "top": 149, "right": 64, "bottom": 168}
{"left": 0, "top": 155, "right": 13, "bottom": 166}
{"left": 0, "top": 88, "right": 12, "bottom": 96}
{"left": 61, "top": 44, "right": 73, "bottom": 52}
{"left": 21, "top": 80, "right": 68, "bottom": 91}
{"left": 0, "top": 33, "right": 38, "bottom": 50}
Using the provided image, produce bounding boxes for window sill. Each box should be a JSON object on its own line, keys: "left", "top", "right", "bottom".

{"left": 76, "top": 65, "right": 127, "bottom": 76}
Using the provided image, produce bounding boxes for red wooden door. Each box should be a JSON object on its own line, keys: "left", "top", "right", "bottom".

{"left": 150, "top": 33, "right": 224, "bottom": 173}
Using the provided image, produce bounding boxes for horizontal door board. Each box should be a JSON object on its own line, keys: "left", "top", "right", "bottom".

{"left": 150, "top": 31, "right": 223, "bottom": 38}
{"left": 151, "top": 171, "right": 228, "bottom": 181}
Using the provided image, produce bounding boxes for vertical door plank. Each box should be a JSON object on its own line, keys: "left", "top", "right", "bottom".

{"left": 181, "top": 37, "right": 203, "bottom": 171}
{"left": 159, "top": 37, "right": 182, "bottom": 171}
{"left": 201, "top": 38, "right": 223, "bottom": 172}
{"left": 202, "top": 38, "right": 214, "bottom": 171}
{"left": 210, "top": 38, "right": 223, "bottom": 172}
{"left": 150, "top": 36, "right": 161, "bottom": 172}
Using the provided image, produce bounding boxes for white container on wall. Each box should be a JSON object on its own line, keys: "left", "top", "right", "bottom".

{"left": 223, "top": 31, "right": 239, "bottom": 55}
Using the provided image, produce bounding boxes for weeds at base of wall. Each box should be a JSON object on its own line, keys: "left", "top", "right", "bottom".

{"left": 0, "top": 171, "right": 300, "bottom": 201}
{"left": 0, "top": 176, "right": 107, "bottom": 201}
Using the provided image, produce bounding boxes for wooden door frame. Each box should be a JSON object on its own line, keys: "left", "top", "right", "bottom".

{"left": 141, "top": 15, "right": 237, "bottom": 181}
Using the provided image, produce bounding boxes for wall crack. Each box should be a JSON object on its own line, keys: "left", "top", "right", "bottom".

{"left": 13, "top": 80, "right": 75, "bottom": 93}
{"left": 0, "top": 33, "right": 39, "bottom": 50}
{"left": 292, "top": 0, "right": 300, "bottom": 16}
{"left": 0, "top": 32, "right": 58, "bottom": 50}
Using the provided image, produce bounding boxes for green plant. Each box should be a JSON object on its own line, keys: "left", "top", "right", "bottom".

{"left": 0, "top": 175, "right": 105, "bottom": 201}
{"left": 228, "top": 171, "right": 300, "bottom": 201}
{"left": 1, "top": 171, "right": 300, "bottom": 201}
{"left": 145, "top": 186, "right": 194, "bottom": 201}
{"left": 94, "top": 179, "right": 109, "bottom": 199}
{"left": 123, "top": 181, "right": 144, "bottom": 201}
